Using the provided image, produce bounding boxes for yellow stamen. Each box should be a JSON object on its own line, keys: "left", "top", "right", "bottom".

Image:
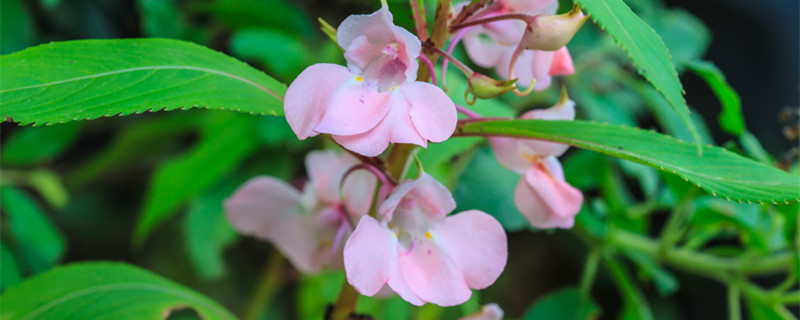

{"left": 355, "top": 76, "right": 363, "bottom": 82}
{"left": 424, "top": 232, "right": 433, "bottom": 239}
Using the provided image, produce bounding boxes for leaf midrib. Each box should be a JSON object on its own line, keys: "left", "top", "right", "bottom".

{"left": 0, "top": 65, "right": 283, "bottom": 101}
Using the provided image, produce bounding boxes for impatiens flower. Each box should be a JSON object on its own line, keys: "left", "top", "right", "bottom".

{"left": 459, "top": 303, "right": 504, "bottom": 320}
{"left": 284, "top": 8, "right": 457, "bottom": 157}
{"left": 224, "top": 150, "right": 376, "bottom": 273}
{"left": 459, "top": 0, "right": 575, "bottom": 91}
{"left": 343, "top": 173, "right": 507, "bottom": 306}
{"left": 489, "top": 90, "right": 583, "bottom": 228}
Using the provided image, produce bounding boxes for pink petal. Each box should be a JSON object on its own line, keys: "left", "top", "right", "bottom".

{"left": 402, "top": 82, "right": 458, "bottom": 143}
{"left": 305, "top": 150, "right": 353, "bottom": 204}
{"left": 488, "top": 136, "right": 529, "bottom": 174}
{"left": 386, "top": 254, "right": 427, "bottom": 306}
{"left": 284, "top": 64, "right": 355, "bottom": 140}
{"left": 517, "top": 99, "right": 576, "bottom": 157}
{"left": 338, "top": 8, "right": 397, "bottom": 52}
{"left": 548, "top": 47, "right": 575, "bottom": 76}
{"left": 378, "top": 173, "right": 455, "bottom": 222}
{"left": 513, "top": 158, "right": 583, "bottom": 229}
{"left": 432, "top": 210, "right": 507, "bottom": 289}
{"left": 462, "top": 28, "right": 509, "bottom": 68}
{"left": 343, "top": 216, "right": 396, "bottom": 296}
{"left": 314, "top": 81, "right": 392, "bottom": 136}
{"left": 342, "top": 168, "right": 378, "bottom": 218}
{"left": 509, "top": 0, "right": 559, "bottom": 14}
{"left": 224, "top": 177, "right": 322, "bottom": 273}
{"left": 459, "top": 303, "right": 504, "bottom": 320}
{"left": 398, "top": 238, "right": 472, "bottom": 306}
{"left": 333, "top": 92, "right": 425, "bottom": 157}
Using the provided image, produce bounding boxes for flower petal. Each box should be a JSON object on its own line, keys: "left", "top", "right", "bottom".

{"left": 314, "top": 81, "right": 392, "bottom": 136}
{"left": 514, "top": 158, "right": 583, "bottom": 229}
{"left": 548, "top": 47, "right": 575, "bottom": 76}
{"left": 306, "top": 150, "right": 353, "bottom": 204}
{"left": 344, "top": 216, "right": 396, "bottom": 296}
{"left": 224, "top": 177, "right": 323, "bottom": 273}
{"left": 398, "top": 238, "right": 472, "bottom": 306}
{"left": 459, "top": 303, "right": 504, "bottom": 320}
{"left": 432, "top": 210, "right": 507, "bottom": 289}
{"left": 402, "top": 82, "right": 458, "bottom": 143}
{"left": 517, "top": 98, "right": 576, "bottom": 157}
{"left": 284, "top": 64, "right": 354, "bottom": 139}
{"left": 378, "top": 173, "right": 455, "bottom": 222}
{"left": 488, "top": 136, "right": 529, "bottom": 174}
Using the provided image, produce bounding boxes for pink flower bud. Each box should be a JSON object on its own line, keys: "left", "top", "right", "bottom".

{"left": 520, "top": 3, "right": 589, "bottom": 51}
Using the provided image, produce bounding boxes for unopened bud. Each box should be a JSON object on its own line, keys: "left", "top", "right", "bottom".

{"left": 467, "top": 73, "right": 517, "bottom": 100}
{"left": 520, "top": 3, "right": 588, "bottom": 51}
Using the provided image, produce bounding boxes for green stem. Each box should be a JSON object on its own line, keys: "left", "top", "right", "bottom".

{"left": 610, "top": 229, "right": 792, "bottom": 277}
{"left": 579, "top": 249, "right": 601, "bottom": 297}
{"left": 328, "top": 276, "right": 362, "bottom": 320}
{"left": 658, "top": 188, "right": 697, "bottom": 251}
{"left": 780, "top": 291, "right": 800, "bottom": 305}
{"left": 243, "top": 253, "right": 285, "bottom": 320}
{"left": 603, "top": 253, "right": 655, "bottom": 320}
{"left": 386, "top": 144, "right": 416, "bottom": 180}
{"left": 728, "top": 284, "right": 741, "bottom": 320}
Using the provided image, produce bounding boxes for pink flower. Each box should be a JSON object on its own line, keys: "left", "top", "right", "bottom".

{"left": 459, "top": 0, "right": 575, "bottom": 91}
{"left": 459, "top": 303, "right": 504, "bottom": 320}
{"left": 284, "top": 8, "right": 457, "bottom": 157}
{"left": 224, "top": 150, "right": 376, "bottom": 273}
{"left": 489, "top": 94, "right": 583, "bottom": 228}
{"left": 343, "top": 173, "right": 507, "bottom": 306}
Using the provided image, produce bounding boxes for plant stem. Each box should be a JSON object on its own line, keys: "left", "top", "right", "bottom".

{"left": 450, "top": 13, "right": 531, "bottom": 30}
{"left": 579, "top": 249, "right": 602, "bottom": 297}
{"left": 728, "top": 284, "right": 741, "bottom": 320}
{"left": 780, "top": 291, "right": 800, "bottom": 305}
{"left": 610, "top": 229, "right": 792, "bottom": 277}
{"left": 658, "top": 188, "right": 697, "bottom": 251}
{"left": 328, "top": 281, "right": 362, "bottom": 320}
{"left": 243, "top": 252, "right": 285, "bottom": 320}
{"left": 386, "top": 144, "right": 416, "bottom": 180}
{"left": 602, "top": 253, "right": 655, "bottom": 320}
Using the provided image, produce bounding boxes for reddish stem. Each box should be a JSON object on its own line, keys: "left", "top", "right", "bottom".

{"left": 418, "top": 54, "right": 438, "bottom": 86}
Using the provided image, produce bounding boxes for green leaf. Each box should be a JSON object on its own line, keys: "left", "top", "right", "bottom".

{"left": 0, "top": 0, "right": 35, "bottom": 54}
{"left": 0, "top": 187, "right": 65, "bottom": 273}
{"left": 0, "top": 241, "right": 22, "bottom": 291}
{"left": 27, "top": 170, "right": 70, "bottom": 209}
{"left": 0, "top": 262, "right": 236, "bottom": 320}
{"left": 184, "top": 192, "right": 237, "bottom": 280}
{"left": 603, "top": 255, "right": 654, "bottom": 320}
{"left": 523, "top": 287, "right": 599, "bottom": 320}
{"left": 0, "top": 39, "right": 285, "bottom": 126}
{"left": 196, "top": 0, "right": 313, "bottom": 36}
{"left": 650, "top": 10, "right": 710, "bottom": 69}
{"left": 454, "top": 147, "right": 529, "bottom": 231}
{"left": 686, "top": 60, "right": 745, "bottom": 136}
{"left": 739, "top": 131, "right": 773, "bottom": 163}
{"left": 621, "top": 249, "right": 678, "bottom": 296}
{"left": 577, "top": 0, "right": 700, "bottom": 147}
{"left": 132, "top": 112, "right": 260, "bottom": 247}
{"left": 1, "top": 122, "right": 81, "bottom": 166}
{"left": 456, "top": 120, "right": 800, "bottom": 204}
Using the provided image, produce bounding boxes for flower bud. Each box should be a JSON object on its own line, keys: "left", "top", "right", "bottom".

{"left": 520, "top": 3, "right": 588, "bottom": 51}
{"left": 467, "top": 73, "right": 517, "bottom": 100}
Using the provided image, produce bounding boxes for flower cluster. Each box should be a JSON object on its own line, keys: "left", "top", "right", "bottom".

{"left": 227, "top": 0, "right": 587, "bottom": 311}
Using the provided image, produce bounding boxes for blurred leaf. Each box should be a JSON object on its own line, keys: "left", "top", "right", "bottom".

{"left": 0, "top": 0, "right": 35, "bottom": 54}
{"left": 523, "top": 287, "right": 599, "bottom": 320}
{"left": 184, "top": 192, "right": 237, "bottom": 280}
{"left": 0, "top": 262, "right": 236, "bottom": 320}
{"left": 357, "top": 295, "right": 412, "bottom": 320}
{"left": 739, "top": 131, "right": 773, "bottom": 163}
{"left": 28, "top": 170, "right": 69, "bottom": 209}
{"left": 562, "top": 149, "right": 603, "bottom": 190}
{"left": 621, "top": 250, "right": 678, "bottom": 296}
{"left": 1, "top": 39, "right": 286, "bottom": 126}
{"left": 297, "top": 271, "right": 345, "bottom": 320}
{"left": 617, "top": 159, "right": 660, "bottom": 198}
{"left": 687, "top": 60, "right": 744, "bottom": 136}
{"left": 692, "top": 197, "right": 786, "bottom": 253}
{"left": 0, "top": 241, "right": 22, "bottom": 291}
{"left": 257, "top": 115, "right": 304, "bottom": 148}
{"left": 230, "top": 28, "right": 308, "bottom": 81}
{"left": 577, "top": 0, "right": 700, "bottom": 147}
{"left": 197, "top": 0, "right": 313, "bottom": 36}
{"left": 410, "top": 137, "right": 481, "bottom": 188}
{"left": 138, "top": 0, "right": 204, "bottom": 41}
{"left": 39, "top": 0, "right": 61, "bottom": 10}
{"left": 67, "top": 112, "right": 201, "bottom": 187}
{"left": 454, "top": 147, "right": 529, "bottom": 232}
{"left": 133, "top": 113, "right": 260, "bottom": 247}
{"left": 457, "top": 120, "right": 800, "bottom": 204}
{"left": 1, "top": 122, "right": 81, "bottom": 166}
{"left": 570, "top": 73, "right": 637, "bottom": 126}
{"left": 0, "top": 187, "right": 65, "bottom": 273}
{"left": 651, "top": 10, "right": 710, "bottom": 69}
{"left": 744, "top": 295, "right": 795, "bottom": 320}
{"left": 626, "top": 78, "right": 713, "bottom": 144}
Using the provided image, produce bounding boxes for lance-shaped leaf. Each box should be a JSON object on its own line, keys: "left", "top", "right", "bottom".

{"left": 577, "top": 0, "right": 700, "bottom": 148}
{"left": 455, "top": 120, "right": 800, "bottom": 204}
{"left": 0, "top": 38, "right": 285, "bottom": 126}
{"left": 0, "top": 262, "right": 236, "bottom": 320}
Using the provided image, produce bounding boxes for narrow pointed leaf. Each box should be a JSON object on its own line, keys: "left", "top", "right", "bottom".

{"left": 577, "top": 0, "right": 700, "bottom": 148}
{"left": 456, "top": 120, "right": 800, "bottom": 204}
{"left": 0, "top": 38, "right": 285, "bottom": 126}
{"left": 0, "top": 262, "right": 236, "bottom": 320}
